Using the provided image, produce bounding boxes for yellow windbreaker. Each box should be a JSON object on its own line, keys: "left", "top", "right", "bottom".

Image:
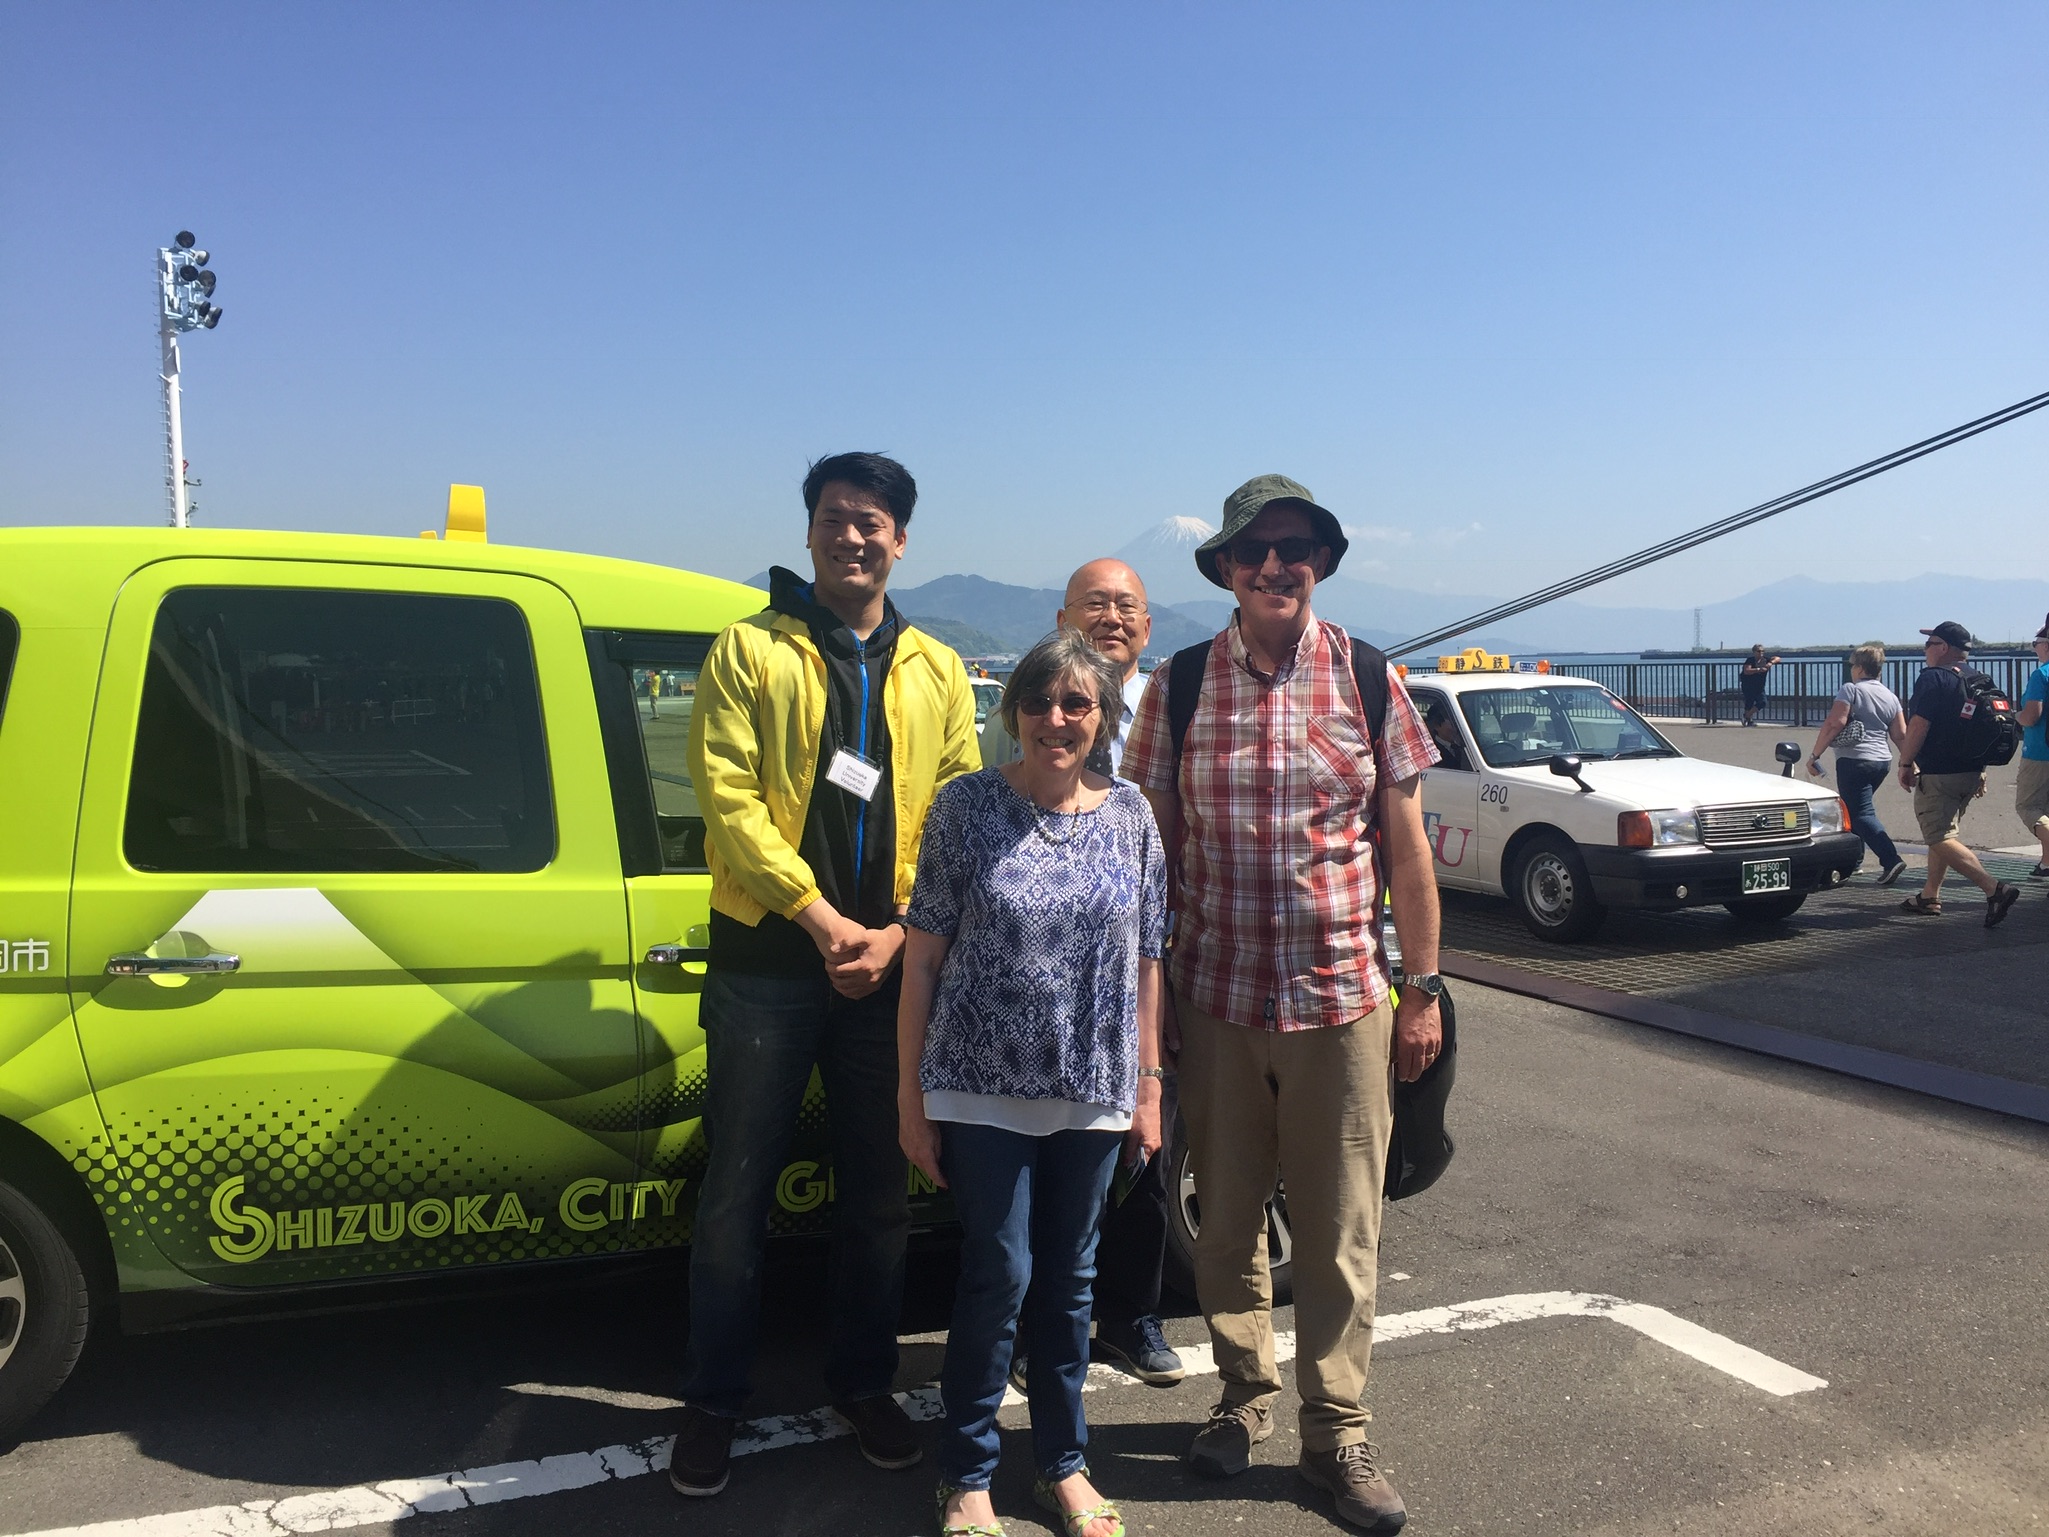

{"left": 687, "top": 608, "right": 981, "bottom": 925}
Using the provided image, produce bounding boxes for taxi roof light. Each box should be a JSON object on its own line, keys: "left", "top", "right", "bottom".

{"left": 444, "top": 484, "right": 488, "bottom": 543}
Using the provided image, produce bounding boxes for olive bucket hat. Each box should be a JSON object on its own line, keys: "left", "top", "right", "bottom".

{"left": 1193, "top": 473, "right": 1351, "bottom": 589}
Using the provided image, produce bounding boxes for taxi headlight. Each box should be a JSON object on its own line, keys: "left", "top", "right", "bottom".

{"left": 1812, "top": 798, "right": 1849, "bottom": 834}
{"left": 1618, "top": 809, "right": 1699, "bottom": 848}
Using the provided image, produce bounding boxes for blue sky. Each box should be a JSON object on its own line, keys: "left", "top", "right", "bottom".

{"left": 3, "top": 3, "right": 2044, "bottom": 609}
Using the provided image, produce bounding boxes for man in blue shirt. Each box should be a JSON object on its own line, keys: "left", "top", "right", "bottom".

{"left": 1897, "top": 620, "right": 2021, "bottom": 926}
{"left": 2016, "top": 620, "right": 2049, "bottom": 881}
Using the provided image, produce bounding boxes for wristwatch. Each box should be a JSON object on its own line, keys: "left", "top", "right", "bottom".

{"left": 1137, "top": 1066, "right": 1167, "bottom": 1081}
{"left": 1400, "top": 972, "right": 1445, "bottom": 998}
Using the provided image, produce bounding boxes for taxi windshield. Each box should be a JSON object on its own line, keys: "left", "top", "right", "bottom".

{"left": 1457, "top": 684, "right": 1678, "bottom": 769}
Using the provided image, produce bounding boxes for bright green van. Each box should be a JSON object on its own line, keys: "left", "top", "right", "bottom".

{"left": 0, "top": 523, "right": 951, "bottom": 1436}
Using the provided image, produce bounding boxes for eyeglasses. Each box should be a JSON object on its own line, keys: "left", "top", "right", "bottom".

{"left": 1226, "top": 535, "right": 1322, "bottom": 568}
{"left": 1071, "top": 595, "right": 1148, "bottom": 622}
{"left": 1017, "top": 692, "right": 1101, "bottom": 719}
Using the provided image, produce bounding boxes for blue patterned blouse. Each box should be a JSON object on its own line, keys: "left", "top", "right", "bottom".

{"left": 907, "top": 770, "right": 1167, "bottom": 1113}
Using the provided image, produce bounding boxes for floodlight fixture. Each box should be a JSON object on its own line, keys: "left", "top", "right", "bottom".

{"left": 157, "top": 230, "right": 225, "bottom": 527}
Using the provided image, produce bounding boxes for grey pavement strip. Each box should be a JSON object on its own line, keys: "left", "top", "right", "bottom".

{"left": 1441, "top": 950, "right": 2049, "bottom": 1125}
{"left": 16, "top": 1291, "right": 1822, "bottom": 1537}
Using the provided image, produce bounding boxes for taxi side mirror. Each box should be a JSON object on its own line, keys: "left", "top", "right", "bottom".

{"left": 1775, "top": 740, "right": 1801, "bottom": 777}
{"left": 1549, "top": 754, "right": 1593, "bottom": 793}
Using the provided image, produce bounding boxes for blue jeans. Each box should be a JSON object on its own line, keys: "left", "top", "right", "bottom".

{"left": 938, "top": 1121, "right": 1123, "bottom": 1490}
{"left": 683, "top": 968, "right": 908, "bottom": 1418}
{"left": 1834, "top": 757, "right": 1901, "bottom": 869}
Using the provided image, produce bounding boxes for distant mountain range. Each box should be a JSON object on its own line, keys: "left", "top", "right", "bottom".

{"left": 746, "top": 529, "right": 2049, "bottom": 657}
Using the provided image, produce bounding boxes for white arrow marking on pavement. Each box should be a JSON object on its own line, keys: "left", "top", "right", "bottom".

{"left": 14, "top": 1291, "right": 1822, "bottom": 1537}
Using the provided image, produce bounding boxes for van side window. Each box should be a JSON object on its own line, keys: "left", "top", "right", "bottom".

{"left": 125, "top": 588, "right": 555, "bottom": 873}
{"left": 585, "top": 631, "right": 710, "bottom": 875}
{"left": 0, "top": 610, "right": 17, "bottom": 727}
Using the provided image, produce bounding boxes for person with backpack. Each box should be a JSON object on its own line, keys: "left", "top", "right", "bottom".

{"left": 2017, "top": 620, "right": 2049, "bottom": 882}
{"left": 1896, "top": 620, "right": 2021, "bottom": 926}
{"left": 1121, "top": 474, "right": 1442, "bottom": 1535}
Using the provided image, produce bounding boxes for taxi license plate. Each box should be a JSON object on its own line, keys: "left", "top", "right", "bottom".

{"left": 1741, "top": 858, "right": 1792, "bottom": 894}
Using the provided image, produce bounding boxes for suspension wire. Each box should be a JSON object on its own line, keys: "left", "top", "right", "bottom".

{"left": 1391, "top": 388, "right": 2049, "bottom": 657}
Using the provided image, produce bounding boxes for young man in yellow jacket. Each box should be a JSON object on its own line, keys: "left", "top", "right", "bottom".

{"left": 673, "top": 452, "right": 981, "bottom": 1498}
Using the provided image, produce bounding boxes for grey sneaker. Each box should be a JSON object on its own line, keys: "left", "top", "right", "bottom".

{"left": 1299, "top": 1442, "right": 1407, "bottom": 1533}
{"left": 1185, "top": 1399, "right": 1273, "bottom": 1478}
{"left": 1091, "top": 1315, "right": 1185, "bottom": 1385}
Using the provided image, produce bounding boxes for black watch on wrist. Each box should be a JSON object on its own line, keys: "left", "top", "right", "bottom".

{"left": 1400, "top": 972, "right": 1444, "bottom": 998}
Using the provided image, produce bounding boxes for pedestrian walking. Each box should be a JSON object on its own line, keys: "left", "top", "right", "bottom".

{"left": 898, "top": 629, "right": 1167, "bottom": 1537}
{"left": 1897, "top": 621, "right": 2021, "bottom": 926}
{"left": 2017, "top": 620, "right": 2049, "bottom": 881}
{"left": 986, "top": 558, "right": 1188, "bottom": 1391}
{"left": 1123, "top": 474, "right": 1443, "bottom": 1535}
{"left": 1740, "top": 643, "right": 1780, "bottom": 727}
{"left": 669, "top": 453, "right": 981, "bottom": 1499}
{"left": 1807, "top": 644, "right": 1908, "bottom": 884}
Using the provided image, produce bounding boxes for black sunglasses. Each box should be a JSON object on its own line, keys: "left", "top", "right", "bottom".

{"left": 1226, "top": 535, "right": 1322, "bottom": 568}
{"left": 1016, "top": 692, "right": 1101, "bottom": 719}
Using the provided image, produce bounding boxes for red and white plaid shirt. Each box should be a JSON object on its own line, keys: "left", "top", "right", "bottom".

{"left": 1123, "top": 616, "right": 1438, "bottom": 1032}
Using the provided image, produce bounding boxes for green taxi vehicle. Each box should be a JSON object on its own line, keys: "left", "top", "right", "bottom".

{"left": 0, "top": 510, "right": 951, "bottom": 1436}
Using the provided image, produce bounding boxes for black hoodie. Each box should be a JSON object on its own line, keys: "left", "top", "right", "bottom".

{"left": 707, "top": 566, "right": 903, "bottom": 977}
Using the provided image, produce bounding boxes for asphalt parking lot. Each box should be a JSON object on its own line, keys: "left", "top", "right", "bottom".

{"left": 6, "top": 981, "right": 2046, "bottom": 1537}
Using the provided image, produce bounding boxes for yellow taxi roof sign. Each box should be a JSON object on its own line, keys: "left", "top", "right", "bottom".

{"left": 1437, "top": 647, "right": 1510, "bottom": 672}
{"left": 444, "top": 484, "right": 488, "bottom": 543}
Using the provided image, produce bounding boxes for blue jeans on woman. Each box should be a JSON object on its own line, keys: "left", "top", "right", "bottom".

{"left": 937, "top": 1121, "right": 1123, "bottom": 1490}
{"left": 1834, "top": 757, "right": 1901, "bottom": 870}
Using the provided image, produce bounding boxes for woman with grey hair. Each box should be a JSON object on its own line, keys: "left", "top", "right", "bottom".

{"left": 898, "top": 629, "right": 1167, "bottom": 1537}
{"left": 1808, "top": 643, "right": 1908, "bottom": 884}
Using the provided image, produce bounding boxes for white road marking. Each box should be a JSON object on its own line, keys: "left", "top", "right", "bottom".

{"left": 15, "top": 1291, "right": 1822, "bottom": 1537}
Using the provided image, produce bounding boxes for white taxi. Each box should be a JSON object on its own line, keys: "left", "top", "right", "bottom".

{"left": 1404, "top": 660, "right": 1862, "bottom": 941}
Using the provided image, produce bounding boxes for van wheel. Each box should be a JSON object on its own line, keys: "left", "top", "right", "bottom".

{"left": 1161, "top": 1111, "right": 1293, "bottom": 1307}
{"left": 0, "top": 1177, "right": 90, "bottom": 1444}
{"left": 1510, "top": 833, "right": 1607, "bottom": 942}
{"left": 1725, "top": 893, "right": 1806, "bottom": 924}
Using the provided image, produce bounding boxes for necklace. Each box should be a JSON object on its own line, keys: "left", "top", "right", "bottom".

{"left": 1034, "top": 802, "right": 1086, "bottom": 845}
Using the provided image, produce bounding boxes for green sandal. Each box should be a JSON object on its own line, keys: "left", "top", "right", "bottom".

{"left": 934, "top": 1482, "right": 1005, "bottom": 1537}
{"left": 1032, "top": 1467, "right": 1125, "bottom": 1537}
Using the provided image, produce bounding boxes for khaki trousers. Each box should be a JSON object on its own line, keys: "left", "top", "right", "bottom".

{"left": 1176, "top": 992, "right": 1393, "bottom": 1451}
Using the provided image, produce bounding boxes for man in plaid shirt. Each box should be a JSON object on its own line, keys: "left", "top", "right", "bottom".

{"left": 1123, "top": 474, "right": 1444, "bottom": 1535}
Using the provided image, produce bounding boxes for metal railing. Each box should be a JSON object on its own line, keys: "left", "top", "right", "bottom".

{"left": 1455, "top": 652, "right": 2041, "bottom": 726}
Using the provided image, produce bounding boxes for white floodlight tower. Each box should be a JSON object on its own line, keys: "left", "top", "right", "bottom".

{"left": 156, "top": 231, "right": 223, "bottom": 527}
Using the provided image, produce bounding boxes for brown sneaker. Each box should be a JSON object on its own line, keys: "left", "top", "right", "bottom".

{"left": 1185, "top": 1399, "right": 1274, "bottom": 1478}
{"left": 1299, "top": 1442, "right": 1407, "bottom": 1533}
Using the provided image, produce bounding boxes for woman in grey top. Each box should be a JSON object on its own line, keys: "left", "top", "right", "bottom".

{"left": 899, "top": 629, "right": 1166, "bottom": 1537}
{"left": 1808, "top": 643, "right": 1908, "bottom": 883}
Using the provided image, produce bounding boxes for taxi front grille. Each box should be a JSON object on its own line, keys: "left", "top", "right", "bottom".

{"left": 1697, "top": 801, "right": 1811, "bottom": 847}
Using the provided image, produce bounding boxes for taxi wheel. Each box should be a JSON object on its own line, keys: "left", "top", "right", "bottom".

{"left": 1161, "top": 1114, "right": 1294, "bottom": 1307}
{"left": 0, "top": 1177, "right": 90, "bottom": 1445}
{"left": 1511, "top": 833, "right": 1607, "bottom": 942}
{"left": 1724, "top": 893, "right": 1806, "bottom": 924}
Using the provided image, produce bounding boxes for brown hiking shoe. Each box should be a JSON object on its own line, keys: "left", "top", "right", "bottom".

{"left": 1185, "top": 1399, "right": 1274, "bottom": 1478}
{"left": 1299, "top": 1442, "right": 1406, "bottom": 1533}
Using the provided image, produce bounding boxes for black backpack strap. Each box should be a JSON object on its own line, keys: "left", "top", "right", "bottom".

{"left": 1349, "top": 637, "right": 1389, "bottom": 745}
{"left": 1166, "top": 642, "right": 1211, "bottom": 771}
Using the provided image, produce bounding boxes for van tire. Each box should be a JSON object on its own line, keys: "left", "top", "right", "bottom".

{"left": 1161, "top": 1110, "right": 1293, "bottom": 1308}
{"left": 0, "top": 1176, "right": 90, "bottom": 1444}
{"left": 1510, "top": 833, "right": 1607, "bottom": 942}
{"left": 1724, "top": 893, "right": 1806, "bottom": 924}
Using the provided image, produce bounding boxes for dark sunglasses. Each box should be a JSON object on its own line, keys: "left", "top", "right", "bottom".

{"left": 1016, "top": 692, "right": 1101, "bottom": 719}
{"left": 1227, "top": 535, "right": 1322, "bottom": 568}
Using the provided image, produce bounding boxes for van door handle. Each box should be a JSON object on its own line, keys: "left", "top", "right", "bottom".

{"left": 106, "top": 951, "right": 241, "bottom": 976}
{"left": 643, "top": 943, "right": 711, "bottom": 965}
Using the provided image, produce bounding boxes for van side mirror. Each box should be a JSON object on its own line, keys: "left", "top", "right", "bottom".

{"left": 1549, "top": 754, "right": 1592, "bottom": 793}
{"left": 1775, "top": 740, "right": 1801, "bottom": 777}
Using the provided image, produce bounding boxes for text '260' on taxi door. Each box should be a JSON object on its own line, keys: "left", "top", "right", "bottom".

{"left": 66, "top": 562, "right": 640, "bottom": 1287}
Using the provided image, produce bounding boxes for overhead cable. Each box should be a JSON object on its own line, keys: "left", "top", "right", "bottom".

{"left": 1391, "top": 387, "right": 2049, "bottom": 657}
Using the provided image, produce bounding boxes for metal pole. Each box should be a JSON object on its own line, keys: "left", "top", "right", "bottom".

{"left": 157, "top": 248, "right": 188, "bottom": 528}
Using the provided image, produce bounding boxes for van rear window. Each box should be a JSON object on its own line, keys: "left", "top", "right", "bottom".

{"left": 125, "top": 588, "right": 555, "bottom": 874}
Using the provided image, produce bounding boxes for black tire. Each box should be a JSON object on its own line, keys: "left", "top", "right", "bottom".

{"left": 0, "top": 1176, "right": 90, "bottom": 1444}
{"left": 1724, "top": 893, "right": 1806, "bottom": 924}
{"left": 1510, "top": 832, "right": 1607, "bottom": 942}
{"left": 1161, "top": 1110, "right": 1293, "bottom": 1307}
